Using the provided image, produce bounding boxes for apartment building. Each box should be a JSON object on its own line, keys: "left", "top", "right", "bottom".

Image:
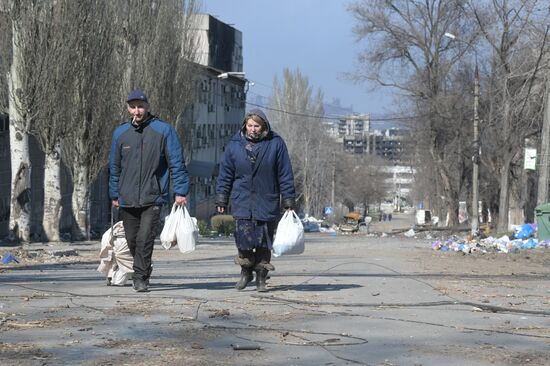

{"left": 186, "top": 14, "right": 247, "bottom": 221}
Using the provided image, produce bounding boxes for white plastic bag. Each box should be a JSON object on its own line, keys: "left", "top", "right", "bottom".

{"left": 175, "top": 205, "right": 198, "bottom": 254}
{"left": 272, "top": 210, "right": 305, "bottom": 256}
{"left": 160, "top": 203, "right": 179, "bottom": 250}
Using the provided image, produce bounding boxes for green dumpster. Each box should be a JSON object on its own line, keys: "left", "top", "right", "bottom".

{"left": 535, "top": 203, "right": 550, "bottom": 241}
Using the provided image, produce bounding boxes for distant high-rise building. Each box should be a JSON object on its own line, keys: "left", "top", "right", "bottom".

{"left": 331, "top": 114, "right": 370, "bottom": 154}
{"left": 367, "top": 128, "right": 406, "bottom": 161}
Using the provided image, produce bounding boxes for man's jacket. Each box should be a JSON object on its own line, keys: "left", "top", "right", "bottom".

{"left": 109, "top": 116, "right": 188, "bottom": 207}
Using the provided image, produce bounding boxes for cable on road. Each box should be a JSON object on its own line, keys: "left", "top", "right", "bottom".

{"left": 258, "top": 295, "right": 550, "bottom": 316}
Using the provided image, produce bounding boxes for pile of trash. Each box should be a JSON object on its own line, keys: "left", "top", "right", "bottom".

{"left": 302, "top": 215, "right": 323, "bottom": 232}
{"left": 431, "top": 223, "right": 550, "bottom": 254}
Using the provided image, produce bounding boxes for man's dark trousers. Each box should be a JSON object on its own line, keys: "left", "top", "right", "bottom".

{"left": 119, "top": 205, "right": 160, "bottom": 281}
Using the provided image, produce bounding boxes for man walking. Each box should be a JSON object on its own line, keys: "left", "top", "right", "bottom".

{"left": 109, "top": 90, "right": 189, "bottom": 292}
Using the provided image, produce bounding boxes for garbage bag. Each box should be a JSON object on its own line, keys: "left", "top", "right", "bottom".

{"left": 272, "top": 210, "right": 305, "bottom": 256}
{"left": 514, "top": 223, "right": 535, "bottom": 239}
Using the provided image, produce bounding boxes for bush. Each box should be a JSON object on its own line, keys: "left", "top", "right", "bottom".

{"left": 211, "top": 214, "right": 235, "bottom": 236}
{"left": 218, "top": 221, "right": 235, "bottom": 236}
{"left": 197, "top": 220, "right": 209, "bottom": 236}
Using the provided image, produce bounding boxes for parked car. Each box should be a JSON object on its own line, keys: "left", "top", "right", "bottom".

{"left": 339, "top": 212, "right": 364, "bottom": 233}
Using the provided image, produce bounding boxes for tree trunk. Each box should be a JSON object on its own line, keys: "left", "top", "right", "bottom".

{"left": 302, "top": 140, "right": 310, "bottom": 215}
{"left": 42, "top": 147, "right": 62, "bottom": 242}
{"left": 8, "top": 18, "right": 31, "bottom": 243}
{"left": 435, "top": 156, "right": 459, "bottom": 226}
{"left": 71, "top": 164, "right": 89, "bottom": 240}
{"left": 8, "top": 127, "right": 31, "bottom": 242}
{"left": 497, "top": 157, "right": 512, "bottom": 232}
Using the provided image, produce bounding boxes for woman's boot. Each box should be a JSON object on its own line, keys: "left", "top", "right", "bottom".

{"left": 234, "top": 250, "right": 254, "bottom": 290}
{"left": 254, "top": 248, "right": 274, "bottom": 292}
{"left": 236, "top": 266, "right": 254, "bottom": 290}
{"left": 255, "top": 267, "right": 268, "bottom": 292}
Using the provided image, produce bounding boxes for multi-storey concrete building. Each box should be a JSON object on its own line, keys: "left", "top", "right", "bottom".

{"left": 331, "top": 114, "right": 370, "bottom": 154}
{"left": 367, "top": 127, "right": 405, "bottom": 160}
{"left": 186, "top": 14, "right": 248, "bottom": 221}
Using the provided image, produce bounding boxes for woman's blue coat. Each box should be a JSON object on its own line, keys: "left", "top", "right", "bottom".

{"left": 216, "top": 112, "right": 295, "bottom": 222}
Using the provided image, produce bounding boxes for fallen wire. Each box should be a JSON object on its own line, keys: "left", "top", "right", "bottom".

{"left": 231, "top": 332, "right": 369, "bottom": 366}
{"left": 256, "top": 295, "right": 550, "bottom": 316}
{"left": 201, "top": 322, "right": 368, "bottom": 347}
{"left": 296, "top": 306, "right": 550, "bottom": 341}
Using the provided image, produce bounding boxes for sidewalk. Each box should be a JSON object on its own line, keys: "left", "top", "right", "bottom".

{"left": 1, "top": 234, "right": 549, "bottom": 365}
{"left": 368, "top": 211, "right": 414, "bottom": 233}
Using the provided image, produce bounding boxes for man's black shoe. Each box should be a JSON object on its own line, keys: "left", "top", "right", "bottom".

{"left": 133, "top": 279, "right": 148, "bottom": 292}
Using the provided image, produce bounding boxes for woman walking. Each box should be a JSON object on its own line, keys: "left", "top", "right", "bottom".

{"left": 215, "top": 109, "right": 296, "bottom": 292}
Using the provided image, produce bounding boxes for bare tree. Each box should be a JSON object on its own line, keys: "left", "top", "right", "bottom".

{"left": 28, "top": 1, "right": 89, "bottom": 241}
{"left": 61, "top": 0, "right": 201, "bottom": 239}
{"left": 268, "top": 68, "right": 329, "bottom": 216}
{"left": 470, "top": 0, "right": 549, "bottom": 230}
{"left": 58, "top": 1, "right": 122, "bottom": 239}
{"left": 348, "top": 0, "right": 477, "bottom": 226}
{"left": 5, "top": 0, "right": 54, "bottom": 241}
{"left": 114, "top": 0, "right": 200, "bottom": 143}
{"left": 336, "top": 153, "right": 389, "bottom": 213}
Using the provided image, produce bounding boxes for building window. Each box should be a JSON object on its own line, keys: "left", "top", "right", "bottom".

{"left": 0, "top": 114, "right": 8, "bottom": 133}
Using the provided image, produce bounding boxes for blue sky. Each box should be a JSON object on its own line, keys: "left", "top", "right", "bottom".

{"left": 201, "top": 0, "right": 393, "bottom": 117}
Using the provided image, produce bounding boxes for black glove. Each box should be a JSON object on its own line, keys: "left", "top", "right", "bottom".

{"left": 215, "top": 193, "right": 228, "bottom": 213}
{"left": 282, "top": 198, "right": 295, "bottom": 210}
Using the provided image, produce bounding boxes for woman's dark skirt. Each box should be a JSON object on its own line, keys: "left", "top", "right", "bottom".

{"left": 234, "top": 219, "right": 276, "bottom": 251}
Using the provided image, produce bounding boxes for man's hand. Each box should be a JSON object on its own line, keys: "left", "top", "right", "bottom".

{"left": 175, "top": 195, "right": 187, "bottom": 206}
{"left": 112, "top": 200, "right": 119, "bottom": 208}
{"left": 217, "top": 206, "right": 225, "bottom": 214}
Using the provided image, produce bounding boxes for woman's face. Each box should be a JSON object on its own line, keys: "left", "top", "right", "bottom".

{"left": 245, "top": 118, "right": 264, "bottom": 139}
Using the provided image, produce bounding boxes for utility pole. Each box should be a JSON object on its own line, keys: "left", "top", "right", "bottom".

{"left": 537, "top": 74, "right": 550, "bottom": 204}
{"left": 444, "top": 32, "right": 480, "bottom": 236}
{"left": 471, "top": 65, "right": 480, "bottom": 236}
{"left": 331, "top": 150, "right": 335, "bottom": 209}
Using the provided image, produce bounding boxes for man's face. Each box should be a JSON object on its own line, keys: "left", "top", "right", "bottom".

{"left": 127, "top": 100, "right": 150, "bottom": 123}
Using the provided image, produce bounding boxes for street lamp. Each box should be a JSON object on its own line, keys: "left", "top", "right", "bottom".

{"left": 217, "top": 71, "right": 252, "bottom": 92}
{"left": 445, "top": 32, "right": 480, "bottom": 236}
{"left": 217, "top": 71, "right": 246, "bottom": 80}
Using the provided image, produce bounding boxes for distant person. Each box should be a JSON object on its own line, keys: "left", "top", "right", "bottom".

{"left": 109, "top": 90, "right": 189, "bottom": 292}
{"left": 383, "top": 213, "right": 387, "bottom": 221}
{"left": 388, "top": 213, "right": 392, "bottom": 221}
{"left": 216, "top": 109, "right": 296, "bottom": 292}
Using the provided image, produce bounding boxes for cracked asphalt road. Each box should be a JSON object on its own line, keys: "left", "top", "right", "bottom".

{"left": 1, "top": 229, "right": 550, "bottom": 365}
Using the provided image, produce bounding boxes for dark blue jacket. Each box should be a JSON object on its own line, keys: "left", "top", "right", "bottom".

{"left": 215, "top": 109, "right": 295, "bottom": 221}
{"left": 109, "top": 115, "right": 189, "bottom": 207}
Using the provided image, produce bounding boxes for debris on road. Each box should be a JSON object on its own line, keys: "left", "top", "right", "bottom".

{"left": 431, "top": 234, "right": 550, "bottom": 254}
{"left": 1, "top": 253, "right": 19, "bottom": 264}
